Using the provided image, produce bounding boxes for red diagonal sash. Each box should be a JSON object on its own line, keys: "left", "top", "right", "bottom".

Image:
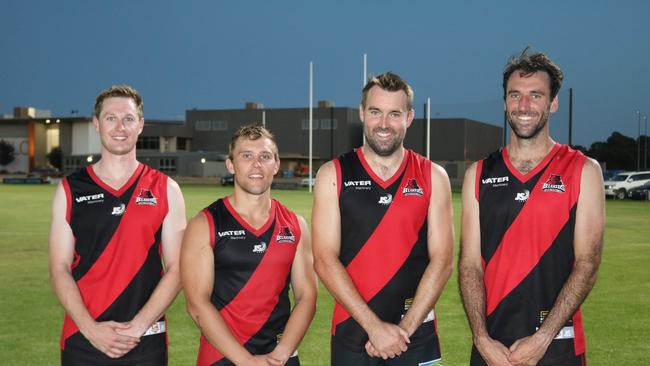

{"left": 484, "top": 149, "right": 583, "bottom": 315}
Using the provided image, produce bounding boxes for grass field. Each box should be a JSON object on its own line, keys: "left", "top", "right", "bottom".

{"left": 0, "top": 182, "right": 648, "bottom": 365}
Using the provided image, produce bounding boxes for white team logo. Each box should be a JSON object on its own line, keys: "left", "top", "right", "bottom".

{"left": 111, "top": 203, "right": 126, "bottom": 216}
{"left": 218, "top": 230, "right": 246, "bottom": 239}
{"left": 515, "top": 190, "right": 529, "bottom": 203}
{"left": 76, "top": 193, "right": 104, "bottom": 204}
{"left": 135, "top": 188, "right": 157, "bottom": 205}
{"left": 253, "top": 241, "right": 267, "bottom": 253}
{"left": 378, "top": 193, "right": 393, "bottom": 205}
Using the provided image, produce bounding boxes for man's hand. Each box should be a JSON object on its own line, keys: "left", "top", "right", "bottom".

{"left": 115, "top": 318, "right": 149, "bottom": 339}
{"left": 265, "top": 345, "right": 292, "bottom": 366}
{"left": 82, "top": 321, "right": 140, "bottom": 358}
{"left": 475, "top": 336, "right": 514, "bottom": 366}
{"left": 365, "top": 321, "right": 410, "bottom": 359}
{"left": 507, "top": 334, "right": 550, "bottom": 366}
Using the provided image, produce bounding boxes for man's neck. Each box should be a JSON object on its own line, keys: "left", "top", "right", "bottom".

{"left": 361, "top": 145, "right": 406, "bottom": 181}
{"left": 506, "top": 134, "right": 556, "bottom": 175}
{"left": 92, "top": 151, "right": 140, "bottom": 190}
{"left": 228, "top": 189, "right": 273, "bottom": 230}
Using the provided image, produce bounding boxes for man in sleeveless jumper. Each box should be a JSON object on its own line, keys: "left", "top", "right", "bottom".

{"left": 312, "top": 72, "right": 454, "bottom": 365}
{"left": 459, "top": 49, "right": 605, "bottom": 365}
{"left": 49, "top": 85, "right": 187, "bottom": 365}
{"left": 181, "top": 125, "right": 317, "bottom": 366}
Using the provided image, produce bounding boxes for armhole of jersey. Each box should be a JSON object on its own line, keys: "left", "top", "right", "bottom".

{"left": 202, "top": 209, "right": 215, "bottom": 249}
{"left": 333, "top": 159, "right": 342, "bottom": 197}
{"left": 426, "top": 159, "right": 433, "bottom": 198}
{"left": 162, "top": 174, "right": 169, "bottom": 216}
{"left": 573, "top": 154, "right": 588, "bottom": 204}
{"left": 62, "top": 177, "right": 72, "bottom": 224}
{"left": 475, "top": 160, "right": 483, "bottom": 201}
{"left": 292, "top": 211, "right": 302, "bottom": 244}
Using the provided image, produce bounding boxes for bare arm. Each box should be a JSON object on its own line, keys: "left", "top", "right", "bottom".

{"left": 458, "top": 163, "right": 513, "bottom": 366}
{"left": 181, "top": 213, "right": 266, "bottom": 365}
{"left": 398, "top": 163, "right": 454, "bottom": 335}
{"left": 49, "top": 182, "right": 139, "bottom": 358}
{"left": 508, "top": 158, "right": 605, "bottom": 365}
{"left": 118, "top": 178, "right": 187, "bottom": 337}
{"left": 267, "top": 216, "right": 318, "bottom": 366}
{"left": 312, "top": 161, "right": 408, "bottom": 360}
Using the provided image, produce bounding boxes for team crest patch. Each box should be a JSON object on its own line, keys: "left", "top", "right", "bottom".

{"left": 276, "top": 226, "right": 296, "bottom": 243}
{"left": 541, "top": 174, "right": 566, "bottom": 193}
{"left": 402, "top": 178, "right": 424, "bottom": 196}
{"left": 135, "top": 188, "right": 158, "bottom": 205}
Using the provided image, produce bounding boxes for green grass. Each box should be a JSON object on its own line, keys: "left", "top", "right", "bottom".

{"left": 0, "top": 183, "right": 648, "bottom": 365}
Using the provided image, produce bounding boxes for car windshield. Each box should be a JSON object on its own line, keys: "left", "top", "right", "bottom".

{"left": 610, "top": 174, "right": 630, "bottom": 181}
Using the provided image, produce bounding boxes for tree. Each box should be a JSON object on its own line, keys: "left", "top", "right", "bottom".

{"left": 0, "top": 140, "right": 15, "bottom": 166}
{"left": 587, "top": 132, "right": 636, "bottom": 170}
{"left": 47, "top": 147, "right": 63, "bottom": 170}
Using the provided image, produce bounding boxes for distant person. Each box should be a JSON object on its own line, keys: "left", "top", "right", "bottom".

{"left": 459, "top": 49, "right": 605, "bottom": 365}
{"left": 181, "top": 125, "right": 317, "bottom": 366}
{"left": 312, "top": 72, "right": 454, "bottom": 365}
{"left": 49, "top": 85, "right": 186, "bottom": 365}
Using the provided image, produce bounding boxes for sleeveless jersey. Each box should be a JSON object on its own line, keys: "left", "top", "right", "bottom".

{"left": 332, "top": 148, "right": 440, "bottom": 354}
{"left": 60, "top": 163, "right": 169, "bottom": 363}
{"left": 197, "top": 198, "right": 301, "bottom": 366}
{"left": 473, "top": 144, "right": 587, "bottom": 365}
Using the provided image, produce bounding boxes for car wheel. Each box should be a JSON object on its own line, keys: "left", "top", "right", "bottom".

{"left": 616, "top": 189, "right": 626, "bottom": 200}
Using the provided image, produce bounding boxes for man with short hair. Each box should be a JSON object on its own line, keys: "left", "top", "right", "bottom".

{"left": 459, "top": 49, "right": 605, "bottom": 365}
{"left": 312, "top": 72, "right": 454, "bottom": 365}
{"left": 49, "top": 85, "right": 186, "bottom": 365}
{"left": 181, "top": 124, "right": 317, "bottom": 366}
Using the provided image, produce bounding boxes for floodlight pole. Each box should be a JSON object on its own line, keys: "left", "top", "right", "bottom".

{"left": 637, "top": 110, "right": 641, "bottom": 171}
{"left": 309, "top": 62, "right": 313, "bottom": 193}
{"left": 362, "top": 53, "right": 367, "bottom": 146}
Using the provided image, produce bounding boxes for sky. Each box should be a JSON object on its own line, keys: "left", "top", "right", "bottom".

{"left": 1, "top": 0, "right": 649, "bottom": 147}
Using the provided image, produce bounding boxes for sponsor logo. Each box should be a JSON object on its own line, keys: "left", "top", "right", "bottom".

{"left": 135, "top": 188, "right": 157, "bottom": 205}
{"left": 217, "top": 230, "right": 246, "bottom": 239}
{"left": 402, "top": 178, "right": 424, "bottom": 196}
{"left": 378, "top": 193, "right": 393, "bottom": 205}
{"left": 482, "top": 176, "right": 509, "bottom": 187}
{"left": 111, "top": 203, "right": 126, "bottom": 216}
{"left": 515, "top": 189, "right": 529, "bottom": 202}
{"left": 343, "top": 180, "right": 372, "bottom": 190}
{"left": 253, "top": 241, "right": 267, "bottom": 253}
{"left": 75, "top": 193, "right": 104, "bottom": 204}
{"left": 542, "top": 174, "right": 566, "bottom": 193}
{"left": 276, "top": 226, "right": 296, "bottom": 243}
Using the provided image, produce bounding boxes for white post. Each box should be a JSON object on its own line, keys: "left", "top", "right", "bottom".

{"left": 362, "top": 53, "right": 367, "bottom": 146}
{"left": 262, "top": 110, "right": 266, "bottom": 128}
{"left": 426, "top": 97, "right": 431, "bottom": 160}
{"left": 309, "top": 62, "right": 313, "bottom": 193}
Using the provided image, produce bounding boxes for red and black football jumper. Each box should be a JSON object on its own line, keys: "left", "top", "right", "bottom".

{"left": 59, "top": 163, "right": 169, "bottom": 365}
{"left": 472, "top": 144, "right": 587, "bottom": 365}
{"left": 332, "top": 148, "right": 441, "bottom": 359}
{"left": 197, "top": 198, "right": 301, "bottom": 366}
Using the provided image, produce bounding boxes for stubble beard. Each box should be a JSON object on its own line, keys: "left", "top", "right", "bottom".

{"left": 365, "top": 127, "right": 404, "bottom": 157}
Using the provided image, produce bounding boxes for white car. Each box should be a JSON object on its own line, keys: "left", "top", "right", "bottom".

{"left": 604, "top": 171, "right": 650, "bottom": 199}
{"left": 300, "top": 176, "right": 316, "bottom": 187}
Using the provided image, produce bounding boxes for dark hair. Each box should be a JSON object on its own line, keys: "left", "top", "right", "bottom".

{"left": 361, "top": 72, "right": 414, "bottom": 110}
{"left": 94, "top": 84, "right": 143, "bottom": 118}
{"left": 228, "top": 124, "right": 278, "bottom": 160}
{"left": 503, "top": 47, "right": 564, "bottom": 100}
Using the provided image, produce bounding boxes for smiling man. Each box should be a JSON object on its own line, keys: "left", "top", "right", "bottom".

{"left": 49, "top": 85, "right": 186, "bottom": 365}
{"left": 181, "top": 125, "right": 317, "bottom": 366}
{"left": 459, "top": 49, "right": 605, "bottom": 366}
{"left": 312, "top": 72, "right": 454, "bottom": 365}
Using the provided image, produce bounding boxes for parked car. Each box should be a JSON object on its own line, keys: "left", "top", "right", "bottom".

{"left": 604, "top": 171, "right": 650, "bottom": 199}
{"left": 300, "top": 176, "right": 316, "bottom": 187}
{"left": 628, "top": 181, "right": 650, "bottom": 200}
{"left": 220, "top": 174, "right": 234, "bottom": 186}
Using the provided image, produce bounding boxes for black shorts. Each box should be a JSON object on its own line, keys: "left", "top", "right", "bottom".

{"left": 212, "top": 354, "right": 301, "bottom": 366}
{"left": 470, "top": 347, "right": 586, "bottom": 366}
{"left": 61, "top": 349, "right": 167, "bottom": 366}
{"left": 331, "top": 335, "right": 441, "bottom": 366}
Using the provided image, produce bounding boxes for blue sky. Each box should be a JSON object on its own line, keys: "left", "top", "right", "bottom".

{"left": 1, "top": 0, "right": 649, "bottom": 147}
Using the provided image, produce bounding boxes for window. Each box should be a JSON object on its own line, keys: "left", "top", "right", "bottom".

{"left": 211, "top": 121, "right": 228, "bottom": 131}
{"left": 320, "top": 119, "right": 338, "bottom": 130}
{"left": 302, "top": 119, "right": 319, "bottom": 130}
{"left": 137, "top": 136, "right": 159, "bottom": 150}
{"left": 177, "top": 137, "right": 188, "bottom": 151}
{"left": 195, "top": 120, "right": 228, "bottom": 131}
{"left": 159, "top": 158, "right": 176, "bottom": 173}
{"left": 195, "top": 120, "right": 212, "bottom": 131}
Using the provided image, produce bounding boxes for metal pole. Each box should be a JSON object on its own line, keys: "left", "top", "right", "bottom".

{"left": 568, "top": 88, "right": 573, "bottom": 146}
{"left": 330, "top": 106, "right": 334, "bottom": 159}
{"left": 309, "top": 62, "right": 313, "bottom": 193}
{"left": 426, "top": 97, "right": 431, "bottom": 160}
{"left": 643, "top": 116, "right": 648, "bottom": 170}
{"left": 262, "top": 110, "right": 266, "bottom": 128}
{"left": 362, "top": 53, "right": 367, "bottom": 146}
{"left": 637, "top": 110, "right": 641, "bottom": 171}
